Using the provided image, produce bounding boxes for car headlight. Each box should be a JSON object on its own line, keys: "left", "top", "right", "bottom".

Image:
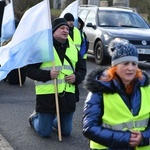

{"left": 103, "top": 33, "right": 110, "bottom": 41}
{"left": 114, "top": 38, "right": 129, "bottom": 43}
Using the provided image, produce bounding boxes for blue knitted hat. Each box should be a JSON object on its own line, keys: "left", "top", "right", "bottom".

{"left": 108, "top": 39, "right": 138, "bottom": 66}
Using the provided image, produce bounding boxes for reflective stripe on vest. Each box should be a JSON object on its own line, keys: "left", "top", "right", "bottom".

{"left": 35, "top": 43, "right": 78, "bottom": 94}
{"left": 34, "top": 65, "right": 73, "bottom": 76}
{"left": 90, "top": 86, "right": 150, "bottom": 150}
{"left": 35, "top": 78, "right": 65, "bottom": 85}
{"left": 102, "top": 118, "right": 149, "bottom": 131}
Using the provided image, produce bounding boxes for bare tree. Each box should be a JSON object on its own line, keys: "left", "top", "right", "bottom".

{"left": 13, "top": 0, "right": 43, "bottom": 20}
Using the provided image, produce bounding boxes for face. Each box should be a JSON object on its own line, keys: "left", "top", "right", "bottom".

{"left": 116, "top": 61, "right": 138, "bottom": 85}
{"left": 67, "top": 21, "right": 74, "bottom": 27}
{"left": 53, "top": 25, "right": 69, "bottom": 43}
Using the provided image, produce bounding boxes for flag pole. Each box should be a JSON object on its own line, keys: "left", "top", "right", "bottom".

{"left": 45, "top": 0, "right": 62, "bottom": 141}
{"left": 53, "top": 65, "right": 62, "bottom": 141}
{"left": 11, "top": 0, "right": 22, "bottom": 87}
{"left": 18, "top": 68, "right": 22, "bottom": 86}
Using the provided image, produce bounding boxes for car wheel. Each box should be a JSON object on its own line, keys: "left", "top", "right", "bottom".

{"left": 94, "top": 41, "right": 105, "bottom": 65}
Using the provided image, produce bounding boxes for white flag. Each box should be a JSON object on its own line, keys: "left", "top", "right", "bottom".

{"left": 0, "top": 0, "right": 54, "bottom": 80}
{"left": 59, "top": 0, "right": 79, "bottom": 27}
{"left": 1, "top": 0, "right": 15, "bottom": 45}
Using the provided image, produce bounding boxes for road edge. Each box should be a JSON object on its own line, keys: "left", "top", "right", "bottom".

{"left": 0, "top": 134, "right": 13, "bottom": 150}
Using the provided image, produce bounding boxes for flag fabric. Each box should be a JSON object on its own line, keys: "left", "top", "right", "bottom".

{"left": 1, "top": 0, "right": 15, "bottom": 45}
{"left": 59, "top": 0, "right": 79, "bottom": 27}
{"left": 0, "top": 0, "right": 54, "bottom": 80}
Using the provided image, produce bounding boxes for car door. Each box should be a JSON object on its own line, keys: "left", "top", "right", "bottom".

{"left": 83, "top": 10, "right": 97, "bottom": 52}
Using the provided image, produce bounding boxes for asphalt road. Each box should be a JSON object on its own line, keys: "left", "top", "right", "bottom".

{"left": 0, "top": 55, "right": 150, "bottom": 150}
{"left": 0, "top": 78, "right": 91, "bottom": 150}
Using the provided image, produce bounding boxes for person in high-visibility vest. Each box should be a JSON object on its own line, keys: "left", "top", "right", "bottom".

{"left": 64, "top": 13, "right": 87, "bottom": 103}
{"left": 83, "top": 38, "right": 150, "bottom": 149}
{"left": 78, "top": 17, "right": 89, "bottom": 60}
{"left": 25, "top": 18, "right": 86, "bottom": 138}
{"left": 64, "top": 13, "right": 82, "bottom": 52}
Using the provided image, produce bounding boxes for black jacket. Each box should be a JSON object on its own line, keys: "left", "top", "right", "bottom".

{"left": 25, "top": 39, "right": 86, "bottom": 113}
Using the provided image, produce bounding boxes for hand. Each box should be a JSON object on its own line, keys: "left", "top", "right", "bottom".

{"left": 129, "top": 130, "right": 143, "bottom": 147}
{"left": 65, "top": 74, "right": 75, "bottom": 84}
{"left": 50, "top": 70, "right": 59, "bottom": 79}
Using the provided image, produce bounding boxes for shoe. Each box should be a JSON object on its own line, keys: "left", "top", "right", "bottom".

{"left": 29, "top": 110, "right": 37, "bottom": 126}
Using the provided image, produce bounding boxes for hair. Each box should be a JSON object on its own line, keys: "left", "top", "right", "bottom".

{"left": 100, "top": 66, "right": 143, "bottom": 94}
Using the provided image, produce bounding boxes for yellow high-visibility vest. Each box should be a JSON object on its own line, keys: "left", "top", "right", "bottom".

{"left": 90, "top": 86, "right": 150, "bottom": 150}
{"left": 35, "top": 42, "right": 78, "bottom": 95}
{"left": 68, "top": 27, "right": 82, "bottom": 51}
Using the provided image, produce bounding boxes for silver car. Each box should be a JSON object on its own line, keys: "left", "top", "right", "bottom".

{"left": 79, "top": 5, "right": 150, "bottom": 65}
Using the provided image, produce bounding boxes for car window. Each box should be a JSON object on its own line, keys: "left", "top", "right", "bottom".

{"left": 78, "top": 9, "right": 89, "bottom": 22}
{"left": 85, "top": 10, "right": 96, "bottom": 25}
{"left": 130, "top": 13, "right": 149, "bottom": 28}
{"left": 98, "top": 11, "right": 116, "bottom": 26}
{"left": 115, "top": 13, "right": 132, "bottom": 26}
{"left": 98, "top": 10, "right": 149, "bottom": 28}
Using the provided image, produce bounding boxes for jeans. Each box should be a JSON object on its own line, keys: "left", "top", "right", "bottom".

{"left": 31, "top": 112, "right": 74, "bottom": 138}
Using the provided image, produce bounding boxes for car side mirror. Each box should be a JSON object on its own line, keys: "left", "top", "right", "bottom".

{"left": 86, "top": 23, "right": 96, "bottom": 29}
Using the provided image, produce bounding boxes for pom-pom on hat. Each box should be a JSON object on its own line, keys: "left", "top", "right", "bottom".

{"left": 108, "top": 38, "right": 138, "bottom": 66}
{"left": 64, "top": 13, "right": 74, "bottom": 21}
{"left": 52, "top": 18, "right": 68, "bottom": 33}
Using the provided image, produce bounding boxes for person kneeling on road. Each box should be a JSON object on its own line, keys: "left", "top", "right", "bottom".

{"left": 25, "top": 18, "right": 86, "bottom": 138}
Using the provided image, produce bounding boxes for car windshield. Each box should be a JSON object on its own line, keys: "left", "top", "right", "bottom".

{"left": 98, "top": 10, "right": 150, "bottom": 28}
